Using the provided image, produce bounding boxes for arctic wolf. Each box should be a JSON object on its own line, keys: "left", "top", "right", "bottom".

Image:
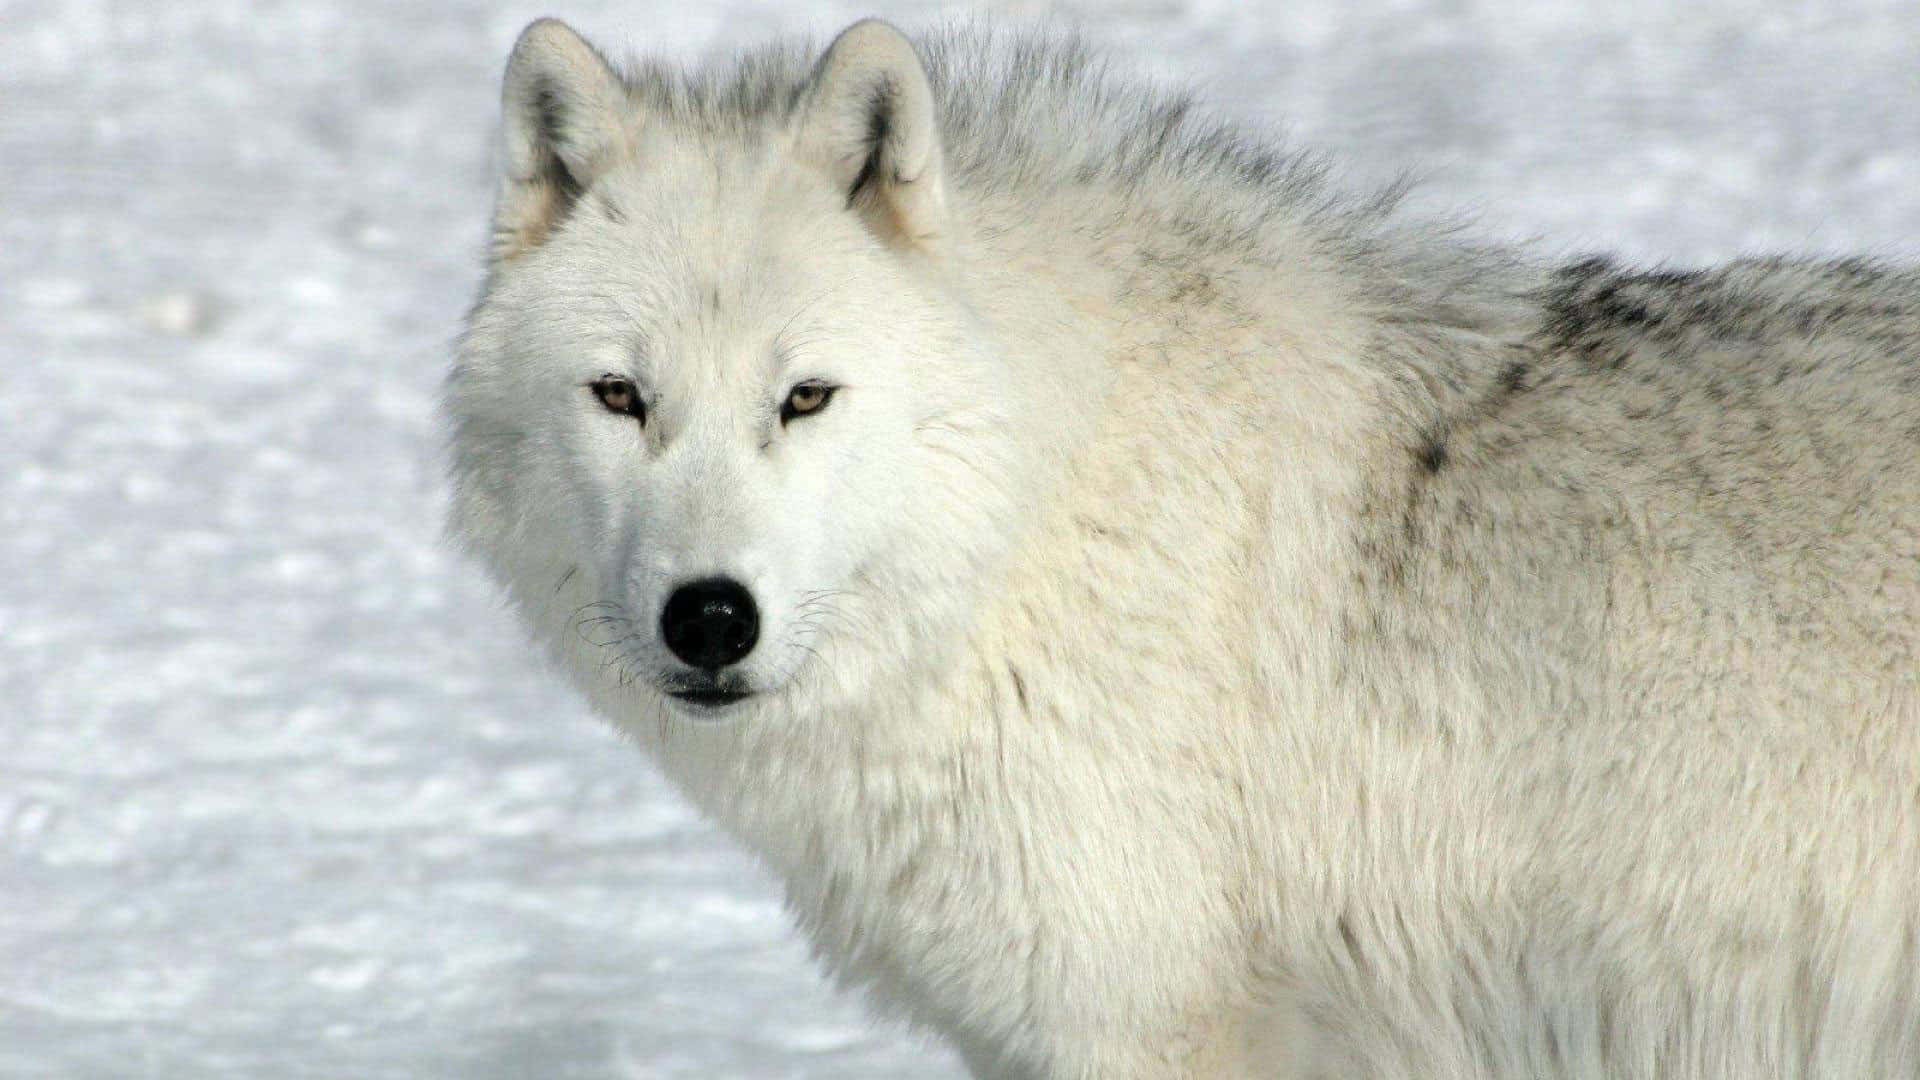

{"left": 445, "top": 17, "right": 1920, "bottom": 1079}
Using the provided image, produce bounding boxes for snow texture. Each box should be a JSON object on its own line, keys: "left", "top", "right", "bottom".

{"left": 5, "top": 1, "right": 1919, "bottom": 1075}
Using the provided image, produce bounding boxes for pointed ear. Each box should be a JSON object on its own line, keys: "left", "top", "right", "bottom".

{"left": 794, "top": 20, "right": 947, "bottom": 248}
{"left": 492, "top": 18, "right": 631, "bottom": 261}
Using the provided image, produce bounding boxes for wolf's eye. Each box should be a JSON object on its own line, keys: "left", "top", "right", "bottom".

{"left": 590, "top": 375, "right": 645, "bottom": 423}
{"left": 781, "top": 381, "right": 836, "bottom": 424}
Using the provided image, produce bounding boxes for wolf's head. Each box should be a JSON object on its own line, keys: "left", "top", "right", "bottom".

{"left": 448, "top": 20, "right": 1026, "bottom": 722}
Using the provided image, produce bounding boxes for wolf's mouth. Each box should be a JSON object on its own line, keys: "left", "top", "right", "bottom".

{"left": 668, "top": 687, "right": 753, "bottom": 709}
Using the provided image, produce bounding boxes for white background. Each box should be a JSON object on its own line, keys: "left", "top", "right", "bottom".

{"left": 6, "top": 1, "right": 1919, "bottom": 1075}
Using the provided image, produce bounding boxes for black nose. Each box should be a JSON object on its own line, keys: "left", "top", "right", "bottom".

{"left": 660, "top": 577, "right": 760, "bottom": 670}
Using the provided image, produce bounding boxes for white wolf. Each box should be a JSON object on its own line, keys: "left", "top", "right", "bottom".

{"left": 445, "top": 17, "right": 1920, "bottom": 1079}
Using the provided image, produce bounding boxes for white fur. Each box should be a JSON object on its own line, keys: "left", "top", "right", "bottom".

{"left": 446, "top": 19, "right": 1920, "bottom": 1078}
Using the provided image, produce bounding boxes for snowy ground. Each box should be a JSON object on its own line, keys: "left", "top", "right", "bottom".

{"left": 6, "top": 1, "right": 1920, "bottom": 1076}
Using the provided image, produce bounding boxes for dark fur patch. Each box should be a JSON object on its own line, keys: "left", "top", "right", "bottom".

{"left": 533, "top": 79, "right": 568, "bottom": 144}
{"left": 532, "top": 78, "right": 585, "bottom": 204}
{"left": 844, "top": 75, "right": 897, "bottom": 206}
{"left": 1336, "top": 914, "right": 1371, "bottom": 976}
{"left": 1541, "top": 259, "right": 1683, "bottom": 350}
{"left": 1416, "top": 432, "right": 1449, "bottom": 474}
{"left": 1007, "top": 664, "right": 1029, "bottom": 711}
{"left": 1498, "top": 361, "right": 1530, "bottom": 393}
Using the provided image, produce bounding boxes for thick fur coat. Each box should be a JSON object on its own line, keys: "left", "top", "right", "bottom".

{"left": 445, "top": 19, "right": 1920, "bottom": 1078}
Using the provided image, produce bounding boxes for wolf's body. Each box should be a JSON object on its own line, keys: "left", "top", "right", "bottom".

{"left": 445, "top": 19, "right": 1920, "bottom": 1078}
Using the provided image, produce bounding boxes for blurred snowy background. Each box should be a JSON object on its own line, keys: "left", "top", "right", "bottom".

{"left": 6, "top": 0, "right": 1920, "bottom": 1075}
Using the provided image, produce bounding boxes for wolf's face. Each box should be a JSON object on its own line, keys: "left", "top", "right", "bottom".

{"left": 450, "top": 21, "right": 1013, "bottom": 719}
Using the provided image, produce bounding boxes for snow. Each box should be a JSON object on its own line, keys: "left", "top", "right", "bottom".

{"left": 5, "top": 1, "right": 1918, "bottom": 1075}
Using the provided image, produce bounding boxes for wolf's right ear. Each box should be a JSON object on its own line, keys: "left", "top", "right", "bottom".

{"left": 492, "top": 18, "right": 630, "bottom": 261}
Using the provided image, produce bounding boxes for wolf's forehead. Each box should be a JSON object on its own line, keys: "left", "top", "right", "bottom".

{"left": 590, "top": 221, "right": 826, "bottom": 386}
{"left": 559, "top": 131, "right": 868, "bottom": 379}
{"left": 600, "top": 128, "right": 792, "bottom": 221}
{"left": 595, "top": 140, "right": 832, "bottom": 275}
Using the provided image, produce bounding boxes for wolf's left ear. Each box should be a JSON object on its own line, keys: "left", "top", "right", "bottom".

{"left": 795, "top": 20, "right": 947, "bottom": 248}
{"left": 492, "top": 19, "right": 631, "bottom": 261}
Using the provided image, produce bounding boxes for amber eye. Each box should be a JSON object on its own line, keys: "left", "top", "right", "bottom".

{"left": 590, "top": 375, "right": 644, "bottom": 422}
{"left": 781, "top": 381, "right": 836, "bottom": 424}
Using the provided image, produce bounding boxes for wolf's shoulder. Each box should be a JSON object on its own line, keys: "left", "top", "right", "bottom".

{"left": 1527, "top": 254, "right": 1920, "bottom": 386}
{"left": 1412, "top": 251, "right": 1920, "bottom": 566}
{"left": 1433, "top": 253, "right": 1920, "bottom": 471}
